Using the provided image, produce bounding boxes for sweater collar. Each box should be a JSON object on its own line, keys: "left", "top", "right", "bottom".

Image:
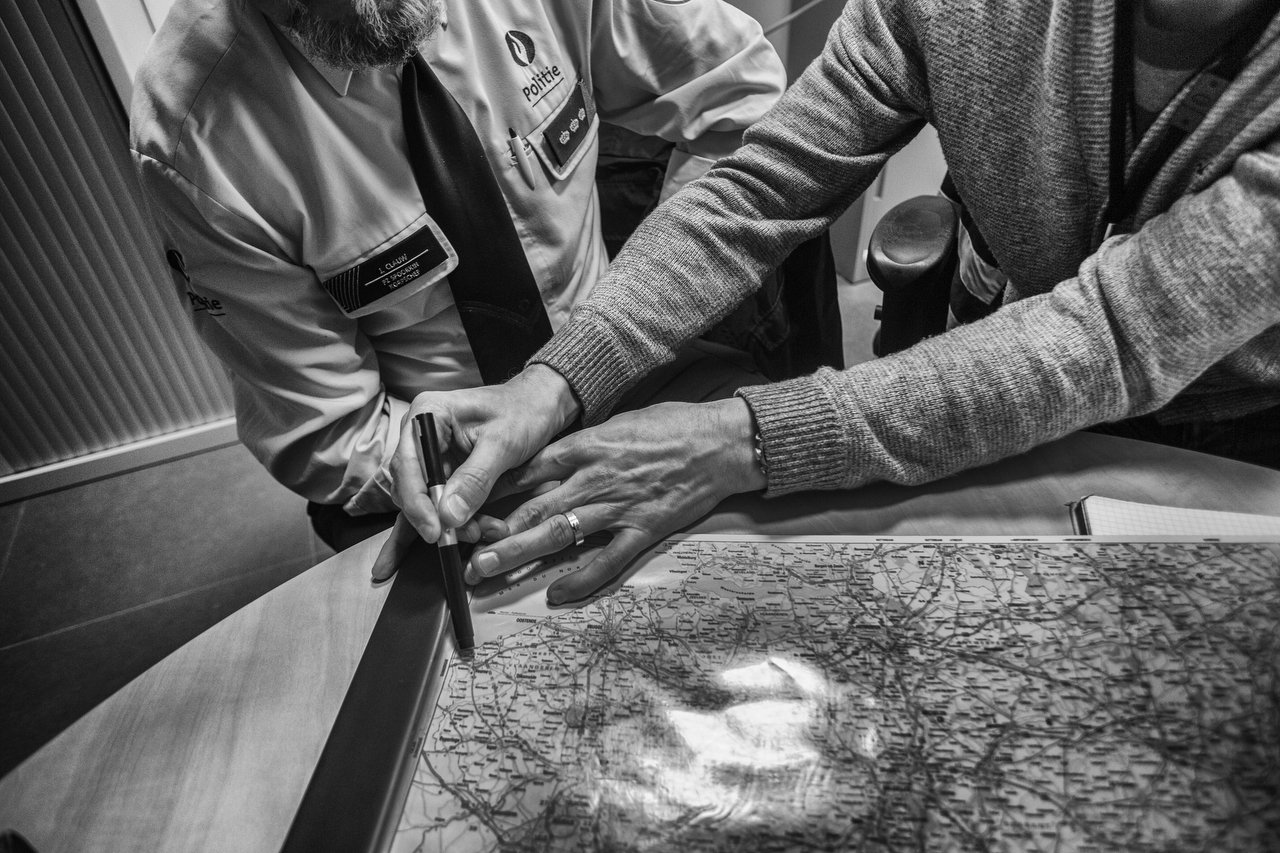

{"left": 1066, "top": 0, "right": 1121, "bottom": 242}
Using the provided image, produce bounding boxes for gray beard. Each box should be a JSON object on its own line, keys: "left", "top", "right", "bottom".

{"left": 281, "top": 0, "right": 442, "bottom": 71}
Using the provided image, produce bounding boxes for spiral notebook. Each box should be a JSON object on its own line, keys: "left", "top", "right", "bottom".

{"left": 1069, "top": 494, "right": 1280, "bottom": 537}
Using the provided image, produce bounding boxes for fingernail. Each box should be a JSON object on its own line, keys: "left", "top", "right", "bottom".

{"left": 445, "top": 494, "right": 469, "bottom": 522}
{"left": 474, "top": 551, "right": 498, "bottom": 575}
{"left": 547, "top": 586, "right": 566, "bottom": 606}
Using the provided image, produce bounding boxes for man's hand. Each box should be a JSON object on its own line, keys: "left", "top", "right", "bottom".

{"left": 462, "top": 396, "right": 766, "bottom": 605}
{"left": 370, "top": 364, "right": 580, "bottom": 581}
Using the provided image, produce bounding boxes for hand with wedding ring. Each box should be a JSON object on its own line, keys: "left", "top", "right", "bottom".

{"left": 563, "top": 510, "right": 587, "bottom": 546}
{"left": 371, "top": 364, "right": 581, "bottom": 581}
{"left": 462, "top": 396, "right": 766, "bottom": 605}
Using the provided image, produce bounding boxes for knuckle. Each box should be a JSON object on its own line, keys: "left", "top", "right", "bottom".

{"left": 582, "top": 466, "right": 612, "bottom": 491}
{"left": 410, "top": 391, "right": 444, "bottom": 411}
{"left": 509, "top": 502, "right": 553, "bottom": 534}
{"left": 547, "top": 512, "right": 574, "bottom": 545}
{"left": 498, "top": 466, "right": 531, "bottom": 493}
{"left": 539, "top": 443, "right": 566, "bottom": 466}
{"left": 401, "top": 497, "right": 435, "bottom": 533}
{"left": 450, "top": 467, "right": 490, "bottom": 501}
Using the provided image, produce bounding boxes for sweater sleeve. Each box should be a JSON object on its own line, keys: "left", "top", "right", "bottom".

{"left": 533, "top": 0, "right": 931, "bottom": 418}
{"left": 537, "top": 0, "right": 1280, "bottom": 496}
{"left": 739, "top": 134, "right": 1280, "bottom": 495}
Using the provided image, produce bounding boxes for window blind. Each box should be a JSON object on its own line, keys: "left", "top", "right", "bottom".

{"left": 0, "top": 0, "right": 233, "bottom": 478}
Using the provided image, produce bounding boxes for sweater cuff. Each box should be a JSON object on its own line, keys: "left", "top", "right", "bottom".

{"left": 737, "top": 374, "right": 848, "bottom": 496}
{"left": 530, "top": 315, "right": 638, "bottom": 425}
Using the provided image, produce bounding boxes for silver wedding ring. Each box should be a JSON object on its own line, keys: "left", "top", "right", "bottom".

{"left": 564, "top": 510, "right": 585, "bottom": 546}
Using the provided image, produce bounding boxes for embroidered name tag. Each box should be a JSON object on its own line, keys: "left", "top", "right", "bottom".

{"left": 320, "top": 222, "right": 450, "bottom": 315}
{"left": 540, "top": 79, "right": 595, "bottom": 168}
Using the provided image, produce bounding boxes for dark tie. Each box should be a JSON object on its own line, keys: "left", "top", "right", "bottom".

{"left": 400, "top": 55, "right": 552, "bottom": 385}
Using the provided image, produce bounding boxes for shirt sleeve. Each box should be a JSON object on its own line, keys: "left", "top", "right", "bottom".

{"left": 588, "top": 0, "right": 789, "bottom": 196}
{"left": 133, "top": 152, "right": 407, "bottom": 514}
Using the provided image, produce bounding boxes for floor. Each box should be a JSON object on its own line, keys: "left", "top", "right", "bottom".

{"left": 0, "top": 447, "right": 333, "bottom": 776}
{"left": 0, "top": 279, "right": 883, "bottom": 778}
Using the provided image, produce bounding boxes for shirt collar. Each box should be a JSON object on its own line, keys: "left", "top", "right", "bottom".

{"left": 277, "top": 28, "right": 355, "bottom": 97}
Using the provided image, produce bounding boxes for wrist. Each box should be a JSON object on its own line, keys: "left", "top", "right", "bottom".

{"left": 712, "top": 397, "right": 767, "bottom": 494}
{"left": 519, "top": 363, "right": 582, "bottom": 432}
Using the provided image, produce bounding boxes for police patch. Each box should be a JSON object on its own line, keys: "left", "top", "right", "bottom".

{"left": 539, "top": 79, "right": 595, "bottom": 169}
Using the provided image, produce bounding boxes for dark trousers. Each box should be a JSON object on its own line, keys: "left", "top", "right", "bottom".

{"left": 307, "top": 502, "right": 400, "bottom": 555}
{"left": 1088, "top": 403, "right": 1280, "bottom": 471}
{"left": 308, "top": 340, "right": 767, "bottom": 553}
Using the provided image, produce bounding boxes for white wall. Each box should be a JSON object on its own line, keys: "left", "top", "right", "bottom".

{"left": 73, "top": 0, "right": 170, "bottom": 106}
{"left": 725, "top": 0, "right": 791, "bottom": 69}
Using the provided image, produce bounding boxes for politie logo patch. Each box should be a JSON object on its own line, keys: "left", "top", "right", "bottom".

{"left": 166, "top": 247, "right": 225, "bottom": 317}
{"left": 505, "top": 31, "right": 535, "bottom": 66}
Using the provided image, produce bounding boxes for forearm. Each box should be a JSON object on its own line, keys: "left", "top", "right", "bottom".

{"left": 741, "top": 171, "right": 1280, "bottom": 495}
{"left": 240, "top": 382, "right": 409, "bottom": 512}
{"left": 539, "top": 4, "right": 928, "bottom": 422}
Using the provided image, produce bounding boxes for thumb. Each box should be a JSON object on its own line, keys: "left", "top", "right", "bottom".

{"left": 370, "top": 513, "right": 418, "bottom": 582}
{"left": 440, "top": 433, "right": 534, "bottom": 528}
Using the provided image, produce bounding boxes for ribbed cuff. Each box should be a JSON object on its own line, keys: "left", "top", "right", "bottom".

{"left": 737, "top": 374, "right": 848, "bottom": 496}
{"left": 530, "top": 312, "right": 638, "bottom": 425}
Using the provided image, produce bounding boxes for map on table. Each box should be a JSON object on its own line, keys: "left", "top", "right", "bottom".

{"left": 390, "top": 536, "right": 1280, "bottom": 852}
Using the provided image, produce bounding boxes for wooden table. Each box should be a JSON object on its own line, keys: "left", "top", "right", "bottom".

{"left": 3, "top": 432, "right": 1280, "bottom": 852}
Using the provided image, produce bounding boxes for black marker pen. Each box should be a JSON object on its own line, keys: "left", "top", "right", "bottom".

{"left": 415, "top": 412, "right": 475, "bottom": 655}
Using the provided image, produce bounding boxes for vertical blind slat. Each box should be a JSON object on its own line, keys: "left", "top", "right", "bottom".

{"left": 0, "top": 160, "right": 139, "bottom": 444}
{"left": 10, "top": 9, "right": 192, "bottom": 427}
{"left": 0, "top": 0, "right": 234, "bottom": 478}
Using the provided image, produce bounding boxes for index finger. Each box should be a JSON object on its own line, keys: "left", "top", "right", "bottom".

{"left": 390, "top": 412, "right": 442, "bottom": 541}
{"left": 439, "top": 429, "right": 542, "bottom": 529}
{"left": 487, "top": 447, "right": 574, "bottom": 503}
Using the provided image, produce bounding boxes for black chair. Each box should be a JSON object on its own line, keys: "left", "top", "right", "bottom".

{"left": 866, "top": 195, "right": 960, "bottom": 356}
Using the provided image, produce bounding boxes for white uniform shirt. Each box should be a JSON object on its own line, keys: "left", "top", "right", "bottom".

{"left": 130, "top": 0, "right": 784, "bottom": 513}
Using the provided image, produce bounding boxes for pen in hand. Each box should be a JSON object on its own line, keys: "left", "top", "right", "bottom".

{"left": 416, "top": 412, "right": 475, "bottom": 656}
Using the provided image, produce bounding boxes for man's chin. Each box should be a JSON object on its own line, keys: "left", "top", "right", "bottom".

{"left": 303, "top": 41, "right": 426, "bottom": 71}
{"left": 281, "top": 0, "right": 442, "bottom": 72}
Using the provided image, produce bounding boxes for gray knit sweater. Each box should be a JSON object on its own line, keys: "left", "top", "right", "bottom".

{"left": 534, "top": 0, "right": 1280, "bottom": 495}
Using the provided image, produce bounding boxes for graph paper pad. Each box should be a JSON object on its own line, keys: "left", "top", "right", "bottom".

{"left": 1070, "top": 494, "right": 1280, "bottom": 537}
